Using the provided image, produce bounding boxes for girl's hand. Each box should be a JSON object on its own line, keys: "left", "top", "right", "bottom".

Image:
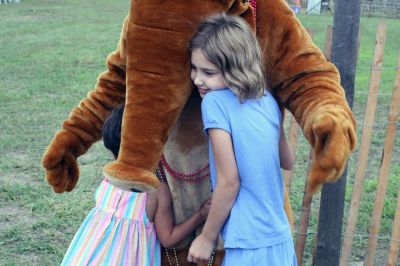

{"left": 199, "top": 197, "right": 212, "bottom": 221}
{"left": 187, "top": 234, "right": 214, "bottom": 263}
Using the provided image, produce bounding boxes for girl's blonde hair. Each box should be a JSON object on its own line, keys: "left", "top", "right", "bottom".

{"left": 189, "top": 13, "right": 266, "bottom": 102}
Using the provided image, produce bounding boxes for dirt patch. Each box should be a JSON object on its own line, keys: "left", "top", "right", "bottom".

{"left": 0, "top": 202, "right": 37, "bottom": 234}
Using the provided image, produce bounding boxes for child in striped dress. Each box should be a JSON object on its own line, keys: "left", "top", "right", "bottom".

{"left": 61, "top": 105, "right": 211, "bottom": 266}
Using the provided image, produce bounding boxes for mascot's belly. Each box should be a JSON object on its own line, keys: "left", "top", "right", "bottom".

{"left": 160, "top": 96, "right": 225, "bottom": 265}
{"left": 162, "top": 96, "right": 224, "bottom": 249}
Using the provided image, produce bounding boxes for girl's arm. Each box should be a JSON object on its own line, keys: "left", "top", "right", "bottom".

{"left": 188, "top": 128, "right": 240, "bottom": 263}
{"left": 154, "top": 182, "right": 211, "bottom": 248}
{"left": 279, "top": 123, "right": 295, "bottom": 170}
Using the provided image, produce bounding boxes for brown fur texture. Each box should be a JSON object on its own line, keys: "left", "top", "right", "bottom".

{"left": 42, "top": 0, "right": 356, "bottom": 195}
{"left": 42, "top": 0, "right": 254, "bottom": 192}
{"left": 256, "top": 0, "right": 356, "bottom": 192}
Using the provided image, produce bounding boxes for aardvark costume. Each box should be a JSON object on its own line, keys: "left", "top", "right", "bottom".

{"left": 42, "top": 0, "right": 357, "bottom": 265}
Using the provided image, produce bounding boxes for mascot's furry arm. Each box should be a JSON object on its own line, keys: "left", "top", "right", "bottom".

{"left": 41, "top": 16, "right": 129, "bottom": 192}
{"left": 256, "top": 0, "right": 356, "bottom": 192}
{"left": 42, "top": 0, "right": 252, "bottom": 193}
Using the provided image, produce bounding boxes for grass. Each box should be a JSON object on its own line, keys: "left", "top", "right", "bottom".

{"left": 0, "top": 1, "right": 399, "bottom": 265}
{"left": 0, "top": 0, "right": 130, "bottom": 265}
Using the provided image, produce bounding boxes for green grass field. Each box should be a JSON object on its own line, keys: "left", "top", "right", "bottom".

{"left": 0, "top": 1, "right": 399, "bottom": 265}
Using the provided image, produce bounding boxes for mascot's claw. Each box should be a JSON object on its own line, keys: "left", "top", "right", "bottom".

{"left": 42, "top": 130, "right": 81, "bottom": 193}
{"left": 306, "top": 111, "right": 357, "bottom": 194}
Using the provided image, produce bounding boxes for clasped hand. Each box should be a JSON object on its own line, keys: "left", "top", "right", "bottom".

{"left": 187, "top": 234, "right": 214, "bottom": 264}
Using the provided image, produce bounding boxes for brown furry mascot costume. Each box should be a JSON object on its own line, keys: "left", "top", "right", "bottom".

{"left": 42, "top": 0, "right": 356, "bottom": 264}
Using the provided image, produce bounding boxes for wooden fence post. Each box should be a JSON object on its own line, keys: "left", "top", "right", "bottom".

{"left": 364, "top": 54, "right": 400, "bottom": 266}
{"left": 315, "top": 0, "right": 361, "bottom": 264}
{"left": 339, "top": 22, "right": 387, "bottom": 266}
{"left": 323, "top": 25, "right": 333, "bottom": 60}
{"left": 386, "top": 55, "right": 400, "bottom": 266}
{"left": 294, "top": 29, "right": 315, "bottom": 266}
{"left": 283, "top": 114, "right": 300, "bottom": 192}
{"left": 295, "top": 152, "right": 314, "bottom": 266}
{"left": 387, "top": 190, "right": 400, "bottom": 266}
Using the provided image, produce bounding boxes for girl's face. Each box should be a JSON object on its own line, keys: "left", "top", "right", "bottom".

{"left": 190, "top": 48, "right": 227, "bottom": 98}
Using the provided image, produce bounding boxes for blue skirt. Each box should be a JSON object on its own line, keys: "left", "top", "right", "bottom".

{"left": 222, "top": 238, "right": 297, "bottom": 266}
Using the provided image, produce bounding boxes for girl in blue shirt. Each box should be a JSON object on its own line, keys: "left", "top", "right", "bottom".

{"left": 187, "top": 13, "right": 296, "bottom": 266}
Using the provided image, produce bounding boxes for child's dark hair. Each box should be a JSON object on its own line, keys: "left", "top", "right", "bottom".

{"left": 102, "top": 105, "right": 124, "bottom": 158}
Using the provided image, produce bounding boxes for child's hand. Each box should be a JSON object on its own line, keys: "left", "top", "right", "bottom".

{"left": 199, "top": 197, "right": 212, "bottom": 221}
{"left": 187, "top": 234, "right": 214, "bottom": 263}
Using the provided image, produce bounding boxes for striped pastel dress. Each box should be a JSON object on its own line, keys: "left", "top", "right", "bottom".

{"left": 61, "top": 179, "right": 160, "bottom": 266}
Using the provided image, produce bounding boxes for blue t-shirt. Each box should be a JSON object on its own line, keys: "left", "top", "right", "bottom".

{"left": 201, "top": 89, "right": 292, "bottom": 249}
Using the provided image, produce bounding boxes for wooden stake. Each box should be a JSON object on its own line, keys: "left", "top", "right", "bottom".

{"left": 385, "top": 55, "right": 400, "bottom": 266}
{"left": 295, "top": 151, "right": 313, "bottom": 266}
{"left": 323, "top": 25, "right": 333, "bottom": 60}
{"left": 387, "top": 189, "right": 400, "bottom": 266}
{"left": 294, "top": 29, "right": 316, "bottom": 265}
{"left": 283, "top": 114, "right": 300, "bottom": 192}
{"left": 339, "top": 22, "right": 387, "bottom": 266}
{"left": 364, "top": 52, "right": 400, "bottom": 266}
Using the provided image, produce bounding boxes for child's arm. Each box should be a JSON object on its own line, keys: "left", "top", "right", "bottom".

{"left": 279, "top": 122, "right": 295, "bottom": 170}
{"left": 188, "top": 128, "right": 240, "bottom": 263}
{"left": 154, "top": 182, "right": 211, "bottom": 248}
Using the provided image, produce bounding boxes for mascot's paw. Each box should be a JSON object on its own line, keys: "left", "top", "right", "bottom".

{"left": 42, "top": 130, "right": 80, "bottom": 193}
{"left": 306, "top": 111, "right": 356, "bottom": 194}
{"left": 103, "top": 161, "right": 160, "bottom": 192}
